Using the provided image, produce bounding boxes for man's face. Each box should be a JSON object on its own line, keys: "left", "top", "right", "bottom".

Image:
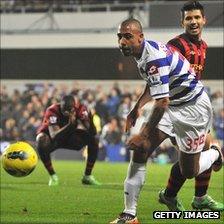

{"left": 182, "top": 9, "right": 206, "bottom": 37}
{"left": 117, "top": 23, "right": 143, "bottom": 57}
{"left": 61, "top": 103, "right": 75, "bottom": 117}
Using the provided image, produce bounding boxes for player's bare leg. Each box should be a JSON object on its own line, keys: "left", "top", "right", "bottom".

{"left": 123, "top": 130, "right": 222, "bottom": 215}
{"left": 178, "top": 143, "right": 222, "bottom": 179}
{"left": 162, "top": 143, "right": 223, "bottom": 211}
{"left": 159, "top": 133, "right": 223, "bottom": 211}
{"left": 194, "top": 133, "right": 212, "bottom": 197}
{"left": 68, "top": 129, "right": 101, "bottom": 186}
{"left": 158, "top": 137, "right": 185, "bottom": 211}
{"left": 192, "top": 134, "right": 224, "bottom": 211}
{"left": 36, "top": 133, "right": 59, "bottom": 186}
{"left": 110, "top": 149, "right": 146, "bottom": 224}
{"left": 110, "top": 128, "right": 167, "bottom": 224}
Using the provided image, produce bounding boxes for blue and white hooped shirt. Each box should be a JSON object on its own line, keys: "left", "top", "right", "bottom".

{"left": 136, "top": 40, "right": 204, "bottom": 106}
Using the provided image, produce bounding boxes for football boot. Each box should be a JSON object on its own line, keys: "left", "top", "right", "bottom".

{"left": 109, "top": 213, "right": 139, "bottom": 224}
{"left": 48, "top": 174, "right": 59, "bottom": 186}
{"left": 192, "top": 195, "right": 224, "bottom": 211}
{"left": 158, "top": 189, "right": 185, "bottom": 211}
{"left": 81, "top": 175, "right": 101, "bottom": 186}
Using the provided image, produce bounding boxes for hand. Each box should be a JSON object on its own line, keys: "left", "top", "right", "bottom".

{"left": 125, "top": 107, "right": 139, "bottom": 132}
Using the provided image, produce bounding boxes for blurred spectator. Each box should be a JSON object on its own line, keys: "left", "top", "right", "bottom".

{"left": 106, "top": 87, "right": 121, "bottom": 116}
{"left": 91, "top": 107, "right": 102, "bottom": 134}
{"left": 95, "top": 93, "right": 109, "bottom": 125}
{"left": 211, "top": 91, "right": 223, "bottom": 116}
{"left": 117, "top": 96, "right": 132, "bottom": 119}
{"left": 0, "top": 81, "right": 223, "bottom": 162}
{"left": 101, "top": 117, "right": 122, "bottom": 145}
{"left": 4, "top": 118, "right": 17, "bottom": 141}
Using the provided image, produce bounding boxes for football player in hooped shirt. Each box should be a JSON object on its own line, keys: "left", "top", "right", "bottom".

{"left": 36, "top": 95, "right": 101, "bottom": 186}
{"left": 110, "top": 18, "right": 222, "bottom": 224}
{"left": 159, "top": 1, "right": 224, "bottom": 212}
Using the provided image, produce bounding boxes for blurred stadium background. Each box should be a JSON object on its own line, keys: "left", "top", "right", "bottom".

{"left": 1, "top": 0, "right": 223, "bottom": 163}
{"left": 0, "top": 1, "right": 224, "bottom": 224}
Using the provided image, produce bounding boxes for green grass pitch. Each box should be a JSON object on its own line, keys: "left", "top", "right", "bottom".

{"left": 1, "top": 160, "right": 223, "bottom": 224}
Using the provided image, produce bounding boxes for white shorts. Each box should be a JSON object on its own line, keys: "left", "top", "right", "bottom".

{"left": 157, "top": 91, "right": 213, "bottom": 154}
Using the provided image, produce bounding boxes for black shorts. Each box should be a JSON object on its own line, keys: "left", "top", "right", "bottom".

{"left": 53, "top": 129, "right": 93, "bottom": 151}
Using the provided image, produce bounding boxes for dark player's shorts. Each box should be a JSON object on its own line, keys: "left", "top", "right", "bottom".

{"left": 52, "top": 129, "right": 94, "bottom": 152}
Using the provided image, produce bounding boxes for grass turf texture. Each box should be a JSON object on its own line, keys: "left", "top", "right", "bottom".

{"left": 1, "top": 161, "right": 223, "bottom": 224}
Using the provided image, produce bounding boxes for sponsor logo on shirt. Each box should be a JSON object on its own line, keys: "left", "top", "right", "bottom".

{"left": 49, "top": 116, "right": 57, "bottom": 124}
{"left": 147, "top": 65, "right": 162, "bottom": 86}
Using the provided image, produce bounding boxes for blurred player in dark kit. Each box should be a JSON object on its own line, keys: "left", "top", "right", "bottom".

{"left": 159, "top": 0, "right": 224, "bottom": 212}
{"left": 36, "top": 95, "right": 101, "bottom": 186}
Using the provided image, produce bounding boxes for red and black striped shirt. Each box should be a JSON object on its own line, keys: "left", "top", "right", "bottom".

{"left": 167, "top": 33, "right": 207, "bottom": 80}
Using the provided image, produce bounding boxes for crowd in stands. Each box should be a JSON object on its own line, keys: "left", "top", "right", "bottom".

{"left": 1, "top": 82, "right": 223, "bottom": 162}
{"left": 1, "top": 0, "right": 192, "bottom": 13}
{"left": 0, "top": 0, "right": 147, "bottom": 13}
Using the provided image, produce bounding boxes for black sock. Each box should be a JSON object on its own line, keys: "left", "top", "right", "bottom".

{"left": 165, "top": 162, "right": 186, "bottom": 198}
{"left": 43, "top": 160, "right": 55, "bottom": 176}
{"left": 85, "top": 161, "right": 95, "bottom": 176}
{"left": 85, "top": 137, "right": 98, "bottom": 176}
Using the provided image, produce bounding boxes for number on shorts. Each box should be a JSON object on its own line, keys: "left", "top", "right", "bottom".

{"left": 186, "top": 134, "right": 205, "bottom": 151}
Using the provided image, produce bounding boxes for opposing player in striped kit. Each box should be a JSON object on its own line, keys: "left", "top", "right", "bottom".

{"left": 159, "top": 1, "right": 224, "bottom": 212}
{"left": 110, "top": 18, "right": 222, "bottom": 224}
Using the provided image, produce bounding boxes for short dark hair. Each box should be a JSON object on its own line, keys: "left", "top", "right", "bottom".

{"left": 60, "top": 95, "right": 75, "bottom": 112}
{"left": 121, "top": 18, "right": 143, "bottom": 33}
{"left": 181, "top": 1, "right": 204, "bottom": 20}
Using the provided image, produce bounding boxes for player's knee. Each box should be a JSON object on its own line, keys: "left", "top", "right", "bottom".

{"left": 133, "top": 150, "right": 148, "bottom": 163}
{"left": 36, "top": 133, "right": 51, "bottom": 151}
{"left": 127, "top": 134, "right": 151, "bottom": 152}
